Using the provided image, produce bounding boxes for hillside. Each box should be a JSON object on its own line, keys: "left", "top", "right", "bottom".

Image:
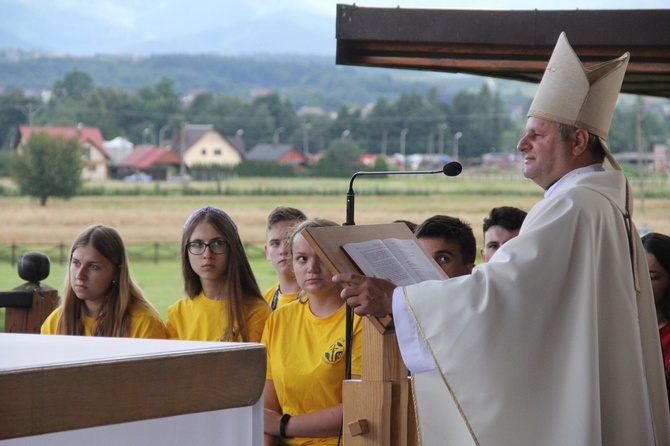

{"left": 0, "top": 52, "right": 535, "bottom": 110}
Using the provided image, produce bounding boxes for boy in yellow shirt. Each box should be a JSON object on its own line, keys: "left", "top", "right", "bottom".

{"left": 263, "top": 206, "right": 307, "bottom": 310}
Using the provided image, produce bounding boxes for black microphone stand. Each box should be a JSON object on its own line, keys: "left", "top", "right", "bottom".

{"left": 346, "top": 167, "right": 448, "bottom": 226}
{"left": 342, "top": 177, "right": 358, "bottom": 381}
{"left": 341, "top": 163, "right": 461, "bottom": 379}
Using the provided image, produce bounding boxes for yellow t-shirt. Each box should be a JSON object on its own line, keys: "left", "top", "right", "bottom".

{"left": 166, "top": 291, "right": 270, "bottom": 342}
{"left": 40, "top": 305, "right": 167, "bottom": 339}
{"left": 263, "top": 282, "right": 300, "bottom": 310}
{"left": 261, "top": 300, "right": 363, "bottom": 446}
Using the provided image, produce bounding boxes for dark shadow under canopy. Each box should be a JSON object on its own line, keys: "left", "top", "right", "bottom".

{"left": 336, "top": 5, "right": 670, "bottom": 98}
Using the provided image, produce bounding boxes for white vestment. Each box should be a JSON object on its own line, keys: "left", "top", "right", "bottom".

{"left": 401, "top": 170, "right": 670, "bottom": 445}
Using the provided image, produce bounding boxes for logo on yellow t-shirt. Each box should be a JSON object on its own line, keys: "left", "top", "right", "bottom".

{"left": 323, "top": 338, "right": 346, "bottom": 365}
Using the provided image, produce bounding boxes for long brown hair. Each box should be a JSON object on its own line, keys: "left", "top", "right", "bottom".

{"left": 57, "top": 224, "right": 160, "bottom": 336}
{"left": 181, "top": 206, "right": 263, "bottom": 341}
{"left": 642, "top": 232, "right": 670, "bottom": 321}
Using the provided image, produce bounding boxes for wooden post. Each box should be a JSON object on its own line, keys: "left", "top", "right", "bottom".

{"left": 3, "top": 282, "right": 59, "bottom": 334}
{"left": 342, "top": 317, "right": 418, "bottom": 445}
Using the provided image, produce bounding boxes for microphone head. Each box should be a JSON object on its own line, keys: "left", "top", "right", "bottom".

{"left": 442, "top": 161, "right": 463, "bottom": 177}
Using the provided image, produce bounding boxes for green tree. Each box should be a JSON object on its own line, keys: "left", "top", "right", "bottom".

{"left": 251, "top": 93, "right": 299, "bottom": 145}
{"left": 451, "top": 84, "right": 514, "bottom": 157}
{"left": 0, "top": 88, "right": 42, "bottom": 148}
{"left": 126, "top": 77, "right": 182, "bottom": 143}
{"left": 10, "top": 132, "right": 83, "bottom": 206}
{"left": 311, "top": 138, "right": 363, "bottom": 177}
{"left": 53, "top": 69, "right": 94, "bottom": 102}
{"left": 82, "top": 87, "right": 127, "bottom": 138}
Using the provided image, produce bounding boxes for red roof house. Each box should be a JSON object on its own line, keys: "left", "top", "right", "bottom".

{"left": 117, "top": 145, "right": 182, "bottom": 181}
{"left": 13, "top": 125, "right": 109, "bottom": 180}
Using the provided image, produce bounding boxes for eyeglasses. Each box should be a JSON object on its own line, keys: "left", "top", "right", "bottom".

{"left": 186, "top": 240, "right": 228, "bottom": 255}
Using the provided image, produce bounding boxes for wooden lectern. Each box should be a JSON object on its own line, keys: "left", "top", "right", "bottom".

{"left": 342, "top": 317, "right": 418, "bottom": 446}
{"left": 0, "top": 334, "right": 266, "bottom": 445}
{"left": 302, "top": 223, "right": 442, "bottom": 445}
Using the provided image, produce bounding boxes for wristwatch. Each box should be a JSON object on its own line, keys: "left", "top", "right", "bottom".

{"left": 280, "top": 413, "right": 291, "bottom": 438}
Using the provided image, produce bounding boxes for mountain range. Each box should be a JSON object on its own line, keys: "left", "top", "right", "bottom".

{"left": 0, "top": 2, "right": 336, "bottom": 56}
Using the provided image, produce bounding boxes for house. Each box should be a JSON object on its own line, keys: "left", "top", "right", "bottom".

{"left": 245, "top": 143, "right": 307, "bottom": 166}
{"left": 104, "top": 136, "right": 134, "bottom": 165}
{"left": 117, "top": 145, "right": 182, "bottom": 181}
{"left": 613, "top": 144, "right": 669, "bottom": 173}
{"left": 174, "top": 124, "right": 243, "bottom": 169}
{"left": 12, "top": 125, "right": 109, "bottom": 180}
{"left": 104, "top": 136, "right": 134, "bottom": 179}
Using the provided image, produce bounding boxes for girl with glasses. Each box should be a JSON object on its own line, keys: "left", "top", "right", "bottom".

{"left": 167, "top": 206, "right": 270, "bottom": 342}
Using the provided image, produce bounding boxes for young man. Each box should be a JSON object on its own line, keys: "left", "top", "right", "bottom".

{"left": 263, "top": 206, "right": 307, "bottom": 310}
{"left": 335, "top": 33, "right": 670, "bottom": 444}
{"left": 414, "top": 215, "right": 476, "bottom": 278}
{"left": 480, "top": 206, "right": 527, "bottom": 262}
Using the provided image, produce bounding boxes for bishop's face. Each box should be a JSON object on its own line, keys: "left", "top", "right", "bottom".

{"left": 517, "top": 117, "right": 575, "bottom": 190}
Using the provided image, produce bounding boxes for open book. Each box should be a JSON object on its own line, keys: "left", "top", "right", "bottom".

{"left": 301, "top": 223, "right": 447, "bottom": 286}
{"left": 342, "top": 238, "right": 445, "bottom": 287}
{"left": 301, "top": 223, "right": 447, "bottom": 332}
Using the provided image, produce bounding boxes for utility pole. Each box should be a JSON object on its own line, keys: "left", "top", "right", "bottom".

{"left": 452, "top": 131, "right": 463, "bottom": 161}
{"left": 400, "top": 128, "right": 409, "bottom": 170}
{"left": 438, "top": 123, "right": 448, "bottom": 156}
{"left": 303, "top": 123, "right": 311, "bottom": 155}
{"left": 180, "top": 120, "right": 188, "bottom": 182}
{"left": 635, "top": 98, "right": 649, "bottom": 233}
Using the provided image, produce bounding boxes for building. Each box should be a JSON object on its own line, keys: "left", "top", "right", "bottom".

{"left": 615, "top": 144, "right": 669, "bottom": 173}
{"left": 104, "top": 136, "right": 134, "bottom": 179}
{"left": 117, "top": 145, "right": 182, "bottom": 181}
{"left": 12, "top": 125, "right": 109, "bottom": 180}
{"left": 245, "top": 143, "right": 307, "bottom": 166}
{"left": 174, "top": 124, "right": 244, "bottom": 169}
{"left": 104, "top": 136, "right": 134, "bottom": 165}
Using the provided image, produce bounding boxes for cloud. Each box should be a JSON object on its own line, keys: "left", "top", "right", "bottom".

{"left": 1, "top": 0, "right": 665, "bottom": 55}
{"left": 41, "top": 0, "right": 138, "bottom": 29}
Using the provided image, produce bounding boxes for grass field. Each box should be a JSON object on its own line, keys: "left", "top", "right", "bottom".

{"left": 0, "top": 255, "right": 278, "bottom": 331}
{"left": 2, "top": 174, "right": 669, "bottom": 330}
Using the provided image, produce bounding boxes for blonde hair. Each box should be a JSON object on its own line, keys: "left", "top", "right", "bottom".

{"left": 288, "top": 218, "right": 339, "bottom": 305}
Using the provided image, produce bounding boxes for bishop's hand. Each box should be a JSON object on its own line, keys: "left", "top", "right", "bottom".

{"left": 333, "top": 273, "right": 396, "bottom": 318}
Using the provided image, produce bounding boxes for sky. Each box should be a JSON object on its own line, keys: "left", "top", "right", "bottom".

{"left": 1, "top": 0, "right": 666, "bottom": 56}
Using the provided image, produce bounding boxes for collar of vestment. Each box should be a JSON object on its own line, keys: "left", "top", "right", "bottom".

{"left": 545, "top": 164, "right": 605, "bottom": 198}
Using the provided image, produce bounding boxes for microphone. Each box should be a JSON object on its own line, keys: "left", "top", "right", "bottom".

{"left": 344, "top": 161, "right": 462, "bottom": 226}
{"left": 341, "top": 160, "right": 462, "bottom": 380}
{"left": 442, "top": 161, "right": 463, "bottom": 177}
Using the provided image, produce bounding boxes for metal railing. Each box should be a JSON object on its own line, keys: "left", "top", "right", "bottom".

{"left": 0, "top": 243, "right": 266, "bottom": 266}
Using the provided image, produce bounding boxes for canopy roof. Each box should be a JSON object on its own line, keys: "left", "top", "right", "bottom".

{"left": 335, "top": 5, "right": 670, "bottom": 98}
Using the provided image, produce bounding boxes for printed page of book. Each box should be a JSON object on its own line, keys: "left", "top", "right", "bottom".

{"left": 382, "top": 238, "right": 446, "bottom": 282}
{"left": 342, "top": 239, "right": 417, "bottom": 287}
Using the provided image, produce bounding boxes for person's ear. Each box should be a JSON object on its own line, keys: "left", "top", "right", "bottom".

{"left": 572, "top": 128, "right": 590, "bottom": 156}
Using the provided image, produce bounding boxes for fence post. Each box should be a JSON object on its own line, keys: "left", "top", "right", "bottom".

{"left": 2, "top": 252, "right": 59, "bottom": 334}
{"left": 4, "top": 283, "right": 59, "bottom": 334}
{"left": 154, "top": 242, "right": 160, "bottom": 264}
{"left": 10, "top": 243, "right": 17, "bottom": 266}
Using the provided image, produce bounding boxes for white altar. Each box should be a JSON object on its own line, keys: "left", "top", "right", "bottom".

{"left": 0, "top": 334, "right": 265, "bottom": 445}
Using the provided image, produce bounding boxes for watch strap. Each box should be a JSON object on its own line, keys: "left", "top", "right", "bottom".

{"left": 279, "top": 413, "right": 291, "bottom": 438}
